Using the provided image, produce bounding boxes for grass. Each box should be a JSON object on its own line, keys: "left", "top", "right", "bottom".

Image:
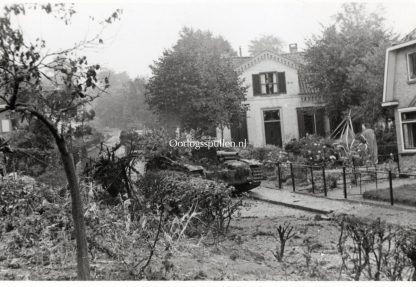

{"left": 363, "top": 184, "right": 416, "bottom": 207}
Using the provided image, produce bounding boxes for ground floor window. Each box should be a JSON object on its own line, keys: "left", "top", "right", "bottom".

{"left": 296, "top": 107, "right": 326, "bottom": 138}
{"left": 401, "top": 110, "right": 416, "bottom": 149}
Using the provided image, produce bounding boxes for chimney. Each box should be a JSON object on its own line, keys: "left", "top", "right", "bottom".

{"left": 239, "top": 46, "right": 242, "bottom": 57}
{"left": 289, "top": 43, "right": 298, "bottom": 53}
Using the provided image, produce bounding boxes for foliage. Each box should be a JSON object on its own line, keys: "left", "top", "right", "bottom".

{"left": 0, "top": 3, "right": 122, "bottom": 279}
{"left": 337, "top": 215, "right": 415, "bottom": 280}
{"left": 303, "top": 3, "right": 397, "bottom": 124}
{"left": 136, "top": 171, "right": 244, "bottom": 236}
{"left": 311, "top": 172, "right": 340, "bottom": 193}
{"left": 119, "top": 128, "right": 181, "bottom": 160}
{"left": 236, "top": 145, "right": 288, "bottom": 164}
{"left": 0, "top": 177, "right": 168, "bottom": 279}
{"left": 146, "top": 27, "right": 247, "bottom": 136}
{"left": 284, "top": 135, "right": 337, "bottom": 165}
{"left": 0, "top": 179, "right": 74, "bottom": 271}
{"left": 334, "top": 135, "right": 371, "bottom": 167}
{"left": 248, "top": 35, "right": 284, "bottom": 56}
{"left": 92, "top": 71, "right": 158, "bottom": 130}
{"left": 375, "top": 126, "right": 398, "bottom": 162}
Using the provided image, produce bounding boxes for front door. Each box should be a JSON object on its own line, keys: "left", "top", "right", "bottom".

{"left": 263, "top": 109, "right": 282, "bottom": 146}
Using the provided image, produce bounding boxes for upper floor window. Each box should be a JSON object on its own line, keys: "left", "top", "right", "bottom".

{"left": 408, "top": 52, "right": 416, "bottom": 82}
{"left": 252, "top": 72, "right": 286, "bottom": 95}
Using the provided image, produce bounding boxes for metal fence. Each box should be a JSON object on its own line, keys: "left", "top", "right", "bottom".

{"left": 275, "top": 161, "right": 416, "bottom": 206}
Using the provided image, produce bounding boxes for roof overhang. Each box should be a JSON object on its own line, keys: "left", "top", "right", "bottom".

{"left": 386, "top": 39, "right": 416, "bottom": 53}
{"left": 381, "top": 101, "right": 399, "bottom": 108}
{"left": 235, "top": 50, "right": 300, "bottom": 73}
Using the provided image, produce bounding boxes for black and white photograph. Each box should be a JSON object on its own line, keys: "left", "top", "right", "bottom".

{"left": 1, "top": 0, "right": 416, "bottom": 283}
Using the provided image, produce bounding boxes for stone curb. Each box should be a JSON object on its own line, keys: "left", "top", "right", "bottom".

{"left": 260, "top": 185, "right": 416, "bottom": 214}
{"left": 249, "top": 194, "right": 331, "bottom": 215}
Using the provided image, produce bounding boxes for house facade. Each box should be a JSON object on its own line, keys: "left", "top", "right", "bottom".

{"left": 382, "top": 39, "right": 416, "bottom": 169}
{"left": 219, "top": 47, "right": 330, "bottom": 147}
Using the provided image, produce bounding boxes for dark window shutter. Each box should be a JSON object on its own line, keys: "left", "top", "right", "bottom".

{"left": 252, "top": 74, "right": 261, "bottom": 95}
{"left": 315, "top": 108, "right": 326, "bottom": 136}
{"left": 297, "top": 109, "right": 305, "bottom": 138}
{"left": 277, "top": 72, "right": 286, "bottom": 94}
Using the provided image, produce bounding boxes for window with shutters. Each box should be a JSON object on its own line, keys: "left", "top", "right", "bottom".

{"left": 408, "top": 52, "right": 416, "bottom": 82}
{"left": 252, "top": 71, "right": 286, "bottom": 95}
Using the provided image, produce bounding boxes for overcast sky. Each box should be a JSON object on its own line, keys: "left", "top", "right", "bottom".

{"left": 9, "top": 0, "right": 416, "bottom": 78}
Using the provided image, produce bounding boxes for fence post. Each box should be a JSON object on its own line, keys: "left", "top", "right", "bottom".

{"left": 310, "top": 166, "right": 315, "bottom": 193}
{"left": 277, "top": 162, "right": 282, "bottom": 189}
{"left": 375, "top": 165, "right": 378, "bottom": 191}
{"left": 352, "top": 158, "right": 357, "bottom": 186}
{"left": 389, "top": 170, "right": 394, "bottom": 206}
{"left": 396, "top": 153, "right": 401, "bottom": 175}
{"left": 342, "top": 166, "right": 347, "bottom": 199}
{"left": 322, "top": 165, "right": 327, "bottom": 197}
{"left": 290, "top": 163, "right": 295, "bottom": 192}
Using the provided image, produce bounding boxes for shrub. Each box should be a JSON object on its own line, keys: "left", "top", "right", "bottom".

{"left": 336, "top": 215, "right": 415, "bottom": 281}
{"left": 284, "top": 135, "right": 336, "bottom": 165}
{"left": 375, "top": 126, "right": 398, "bottom": 162}
{"left": 135, "top": 170, "right": 244, "bottom": 236}
{"left": 235, "top": 145, "right": 288, "bottom": 165}
{"left": 312, "top": 172, "right": 340, "bottom": 193}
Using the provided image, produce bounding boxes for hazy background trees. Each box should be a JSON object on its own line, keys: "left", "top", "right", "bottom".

{"left": 92, "top": 70, "right": 158, "bottom": 130}
{"left": 248, "top": 35, "right": 285, "bottom": 55}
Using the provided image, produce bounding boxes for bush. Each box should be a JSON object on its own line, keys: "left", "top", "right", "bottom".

{"left": 285, "top": 135, "right": 336, "bottom": 165}
{"left": 375, "top": 127, "right": 398, "bottom": 163}
{"left": 135, "top": 171, "right": 244, "bottom": 236}
{"left": 235, "top": 145, "right": 287, "bottom": 163}
{"left": 311, "top": 172, "right": 340, "bottom": 193}
{"left": 336, "top": 215, "right": 415, "bottom": 281}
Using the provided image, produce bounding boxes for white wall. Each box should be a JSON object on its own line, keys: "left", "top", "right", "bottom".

{"left": 241, "top": 59, "right": 301, "bottom": 147}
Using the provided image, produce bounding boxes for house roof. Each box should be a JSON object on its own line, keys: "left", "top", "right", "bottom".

{"left": 281, "top": 52, "right": 307, "bottom": 65}
{"left": 386, "top": 39, "right": 416, "bottom": 52}
{"left": 229, "top": 50, "right": 316, "bottom": 94}
{"left": 229, "top": 56, "right": 252, "bottom": 69}
{"left": 402, "top": 28, "right": 416, "bottom": 42}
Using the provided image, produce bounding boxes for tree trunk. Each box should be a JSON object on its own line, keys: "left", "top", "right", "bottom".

{"left": 57, "top": 139, "right": 90, "bottom": 280}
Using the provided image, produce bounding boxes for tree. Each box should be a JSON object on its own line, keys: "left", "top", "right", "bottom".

{"left": 0, "top": 4, "right": 121, "bottom": 279}
{"left": 146, "top": 27, "right": 247, "bottom": 136}
{"left": 93, "top": 71, "right": 158, "bottom": 130}
{"left": 248, "top": 35, "right": 284, "bottom": 56}
{"left": 303, "top": 3, "right": 397, "bottom": 125}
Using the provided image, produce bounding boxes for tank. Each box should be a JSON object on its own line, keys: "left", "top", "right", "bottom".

{"left": 145, "top": 148, "right": 263, "bottom": 193}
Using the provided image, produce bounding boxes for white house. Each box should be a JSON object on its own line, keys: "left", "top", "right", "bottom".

{"left": 382, "top": 37, "right": 416, "bottom": 169}
{"left": 219, "top": 45, "right": 330, "bottom": 147}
